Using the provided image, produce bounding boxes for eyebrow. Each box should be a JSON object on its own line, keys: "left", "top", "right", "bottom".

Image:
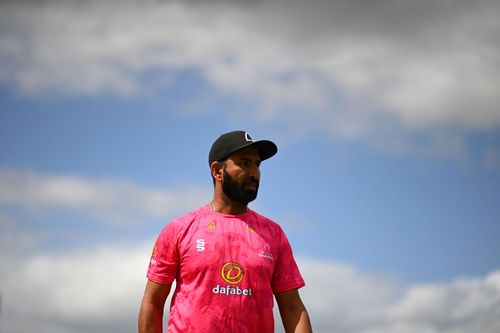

{"left": 238, "top": 156, "right": 261, "bottom": 163}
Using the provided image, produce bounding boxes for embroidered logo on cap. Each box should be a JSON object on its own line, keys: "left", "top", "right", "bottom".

{"left": 245, "top": 132, "right": 254, "bottom": 142}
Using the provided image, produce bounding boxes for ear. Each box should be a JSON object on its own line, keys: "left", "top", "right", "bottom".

{"left": 211, "top": 161, "right": 223, "bottom": 182}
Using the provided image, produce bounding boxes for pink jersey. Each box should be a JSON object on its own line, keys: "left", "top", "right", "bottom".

{"left": 147, "top": 205, "right": 305, "bottom": 332}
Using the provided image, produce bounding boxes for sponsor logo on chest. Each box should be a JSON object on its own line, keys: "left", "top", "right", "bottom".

{"left": 212, "top": 261, "right": 253, "bottom": 297}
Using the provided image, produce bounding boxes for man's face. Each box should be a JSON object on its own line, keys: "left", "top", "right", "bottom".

{"left": 221, "top": 147, "right": 261, "bottom": 205}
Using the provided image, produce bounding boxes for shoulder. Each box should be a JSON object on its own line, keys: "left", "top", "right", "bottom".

{"left": 250, "top": 210, "right": 286, "bottom": 235}
{"left": 171, "top": 205, "right": 209, "bottom": 225}
{"left": 159, "top": 206, "right": 210, "bottom": 237}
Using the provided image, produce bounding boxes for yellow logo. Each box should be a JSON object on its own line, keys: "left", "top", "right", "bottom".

{"left": 208, "top": 220, "right": 217, "bottom": 229}
{"left": 221, "top": 262, "right": 244, "bottom": 285}
{"left": 151, "top": 242, "right": 158, "bottom": 257}
{"left": 248, "top": 225, "right": 256, "bottom": 232}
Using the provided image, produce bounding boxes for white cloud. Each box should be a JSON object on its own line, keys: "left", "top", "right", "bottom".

{"left": 385, "top": 273, "right": 500, "bottom": 333}
{"left": 1, "top": 0, "right": 499, "bottom": 151}
{"left": 0, "top": 242, "right": 155, "bottom": 333}
{"left": 298, "top": 259, "right": 500, "bottom": 333}
{"left": 0, "top": 168, "right": 210, "bottom": 224}
{"left": 1, "top": 247, "right": 498, "bottom": 333}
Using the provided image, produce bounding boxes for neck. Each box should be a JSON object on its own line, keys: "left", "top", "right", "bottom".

{"left": 210, "top": 197, "right": 249, "bottom": 215}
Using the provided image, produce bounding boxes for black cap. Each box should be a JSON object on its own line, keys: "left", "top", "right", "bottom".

{"left": 209, "top": 130, "right": 278, "bottom": 165}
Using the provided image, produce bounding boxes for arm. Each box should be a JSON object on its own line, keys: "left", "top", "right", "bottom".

{"left": 138, "top": 280, "right": 172, "bottom": 333}
{"left": 275, "top": 289, "right": 313, "bottom": 333}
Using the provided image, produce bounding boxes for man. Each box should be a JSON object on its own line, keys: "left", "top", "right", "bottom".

{"left": 138, "top": 130, "right": 312, "bottom": 333}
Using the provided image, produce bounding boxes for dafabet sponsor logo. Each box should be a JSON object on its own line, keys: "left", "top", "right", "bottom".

{"left": 212, "top": 261, "right": 253, "bottom": 296}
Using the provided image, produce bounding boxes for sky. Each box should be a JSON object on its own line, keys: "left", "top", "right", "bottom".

{"left": 0, "top": 0, "right": 499, "bottom": 332}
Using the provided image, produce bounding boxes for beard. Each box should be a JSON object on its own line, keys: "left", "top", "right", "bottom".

{"left": 221, "top": 169, "right": 259, "bottom": 205}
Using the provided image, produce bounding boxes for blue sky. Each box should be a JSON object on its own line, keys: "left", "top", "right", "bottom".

{"left": 1, "top": 1, "right": 500, "bottom": 332}
{"left": 2, "top": 71, "right": 498, "bottom": 282}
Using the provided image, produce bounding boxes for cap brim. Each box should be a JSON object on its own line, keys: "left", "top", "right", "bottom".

{"left": 251, "top": 140, "right": 278, "bottom": 161}
{"left": 210, "top": 138, "right": 278, "bottom": 165}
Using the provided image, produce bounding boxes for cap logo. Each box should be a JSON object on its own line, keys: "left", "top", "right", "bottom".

{"left": 245, "top": 132, "right": 254, "bottom": 142}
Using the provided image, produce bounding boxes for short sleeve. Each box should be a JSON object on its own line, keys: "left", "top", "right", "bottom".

{"left": 271, "top": 228, "right": 305, "bottom": 294}
{"left": 146, "top": 222, "right": 180, "bottom": 285}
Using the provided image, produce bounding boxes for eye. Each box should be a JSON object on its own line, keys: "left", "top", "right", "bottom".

{"left": 238, "top": 157, "right": 260, "bottom": 168}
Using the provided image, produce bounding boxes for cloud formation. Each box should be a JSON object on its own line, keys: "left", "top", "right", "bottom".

{"left": 1, "top": 247, "right": 499, "bottom": 333}
{"left": 299, "top": 259, "right": 500, "bottom": 333}
{"left": 0, "top": 242, "right": 153, "bottom": 333}
{"left": 1, "top": 0, "right": 499, "bottom": 151}
{"left": 0, "top": 168, "right": 209, "bottom": 224}
{"left": 0, "top": 166, "right": 499, "bottom": 332}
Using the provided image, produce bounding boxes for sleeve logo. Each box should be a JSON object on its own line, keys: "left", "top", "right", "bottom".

{"left": 150, "top": 242, "right": 158, "bottom": 266}
{"left": 151, "top": 242, "right": 158, "bottom": 257}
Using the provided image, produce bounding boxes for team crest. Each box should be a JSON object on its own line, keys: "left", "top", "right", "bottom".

{"left": 208, "top": 220, "right": 217, "bottom": 229}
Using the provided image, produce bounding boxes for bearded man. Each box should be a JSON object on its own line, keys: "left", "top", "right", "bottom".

{"left": 138, "top": 130, "right": 312, "bottom": 333}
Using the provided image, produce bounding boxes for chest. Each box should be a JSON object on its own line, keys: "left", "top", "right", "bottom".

{"left": 177, "top": 219, "right": 277, "bottom": 281}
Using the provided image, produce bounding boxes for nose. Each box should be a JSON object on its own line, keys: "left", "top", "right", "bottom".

{"left": 248, "top": 164, "right": 260, "bottom": 181}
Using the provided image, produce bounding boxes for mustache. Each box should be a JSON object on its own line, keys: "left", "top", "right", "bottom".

{"left": 244, "top": 177, "right": 259, "bottom": 187}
